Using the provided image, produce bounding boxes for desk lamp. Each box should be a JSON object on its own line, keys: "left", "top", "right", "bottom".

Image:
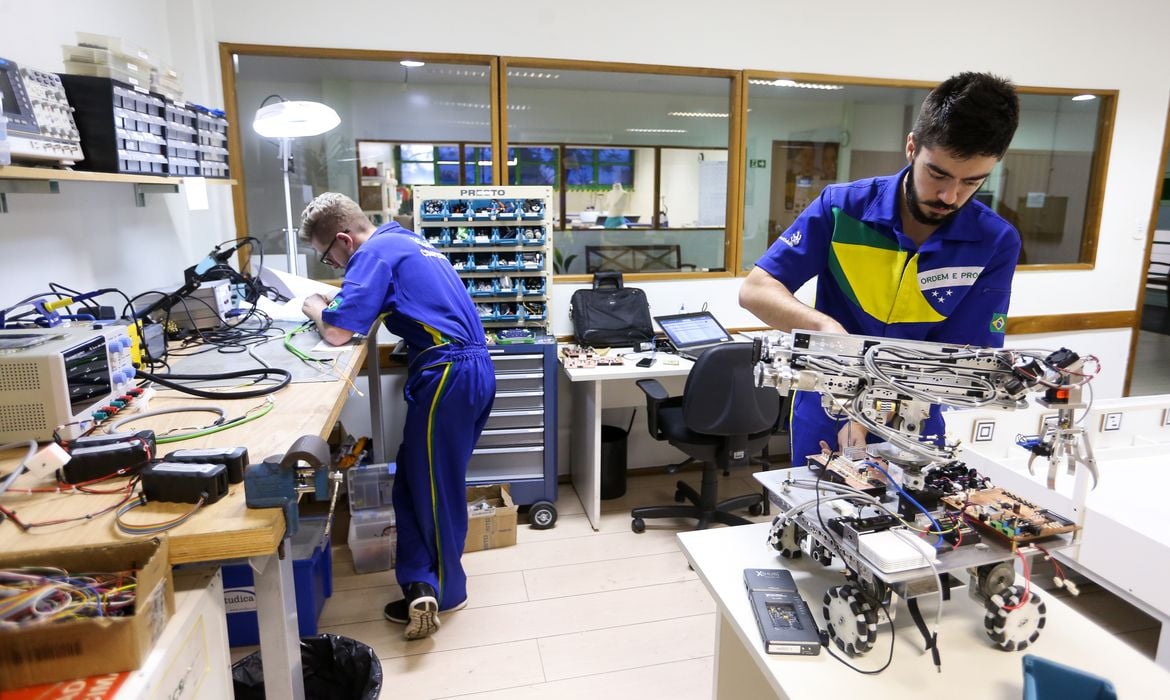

{"left": 252, "top": 98, "right": 341, "bottom": 276}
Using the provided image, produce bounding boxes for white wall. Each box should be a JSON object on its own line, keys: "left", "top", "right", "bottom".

{"left": 3, "top": 1, "right": 1168, "bottom": 469}
{"left": 0, "top": 0, "right": 235, "bottom": 304}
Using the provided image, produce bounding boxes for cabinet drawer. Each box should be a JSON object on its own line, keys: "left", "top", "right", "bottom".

{"left": 488, "top": 352, "right": 544, "bottom": 374}
{"left": 468, "top": 445, "right": 544, "bottom": 481}
{"left": 485, "top": 409, "right": 544, "bottom": 430}
{"left": 494, "top": 374, "right": 544, "bottom": 392}
{"left": 476, "top": 427, "right": 544, "bottom": 448}
{"left": 491, "top": 390, "right": 544, "bottom": 411}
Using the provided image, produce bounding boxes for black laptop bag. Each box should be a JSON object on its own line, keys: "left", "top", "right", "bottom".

{"left": 569, "top": 271, "right": 654, "bottom": 347}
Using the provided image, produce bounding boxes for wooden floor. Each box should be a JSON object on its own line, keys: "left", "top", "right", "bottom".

{"left": 232, "top": 464, "right": 1161, "bottom": 699}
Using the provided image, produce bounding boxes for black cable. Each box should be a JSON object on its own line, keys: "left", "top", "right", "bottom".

{"left": 823, "top": 597, "right": 896, "bottom": 675}
{"left": 137, "top": 367, "right": 291, "bottom": 399}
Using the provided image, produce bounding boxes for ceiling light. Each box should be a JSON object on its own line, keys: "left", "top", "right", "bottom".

{"left": 400, "top": 60, "right": 425, "bottom": 68}
{"left": 748, "top": 78, "right": 844, "bottom": 90}
{"left": 668, "top": 111, "right": 729, "bottom": 118}
{"left": 626, "top": 128, "right": 687, "bottom": 134}
{"left": 1071, "top": 94, "right": 1097, "bottom": 102}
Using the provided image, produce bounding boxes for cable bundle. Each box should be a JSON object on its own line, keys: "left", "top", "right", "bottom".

{"left": 0, "top": 567, "right": 137, "bottom": 626}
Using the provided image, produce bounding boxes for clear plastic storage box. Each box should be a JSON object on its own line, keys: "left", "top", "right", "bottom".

{"left": 347, "top": 506, "right": 396, "bottom": 574}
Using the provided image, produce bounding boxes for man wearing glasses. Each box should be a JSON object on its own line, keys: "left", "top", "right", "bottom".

{"left": 740, "top": 72, "right": 1021, "bottom": 466}
{"left": 300, "top": 192, "right": 495, "bottom": 640}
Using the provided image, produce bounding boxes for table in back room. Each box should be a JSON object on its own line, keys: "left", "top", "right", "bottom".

{"left": 559, "top": 345, "right": 694, "bottom": 529}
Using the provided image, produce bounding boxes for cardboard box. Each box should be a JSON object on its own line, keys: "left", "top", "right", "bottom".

{"left": 465, "top": 484, "right": 518, "bottom": 552}
{"left": 0, "top": 538, "right": 174, "bottom": 691}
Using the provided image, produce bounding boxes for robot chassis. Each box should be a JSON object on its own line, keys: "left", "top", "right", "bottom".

{"left": 751, "top": 330, "right": 1099, "bottom": 659}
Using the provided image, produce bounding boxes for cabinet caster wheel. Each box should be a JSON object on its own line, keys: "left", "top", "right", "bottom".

{"left": 748, "top": 502, "right": 763, "bottom": 517}
{"left": 529, "top": 501, "right": 557, "bottom": 530}
{"left": 632, "top": 517, "right": 646, "bottom": 533}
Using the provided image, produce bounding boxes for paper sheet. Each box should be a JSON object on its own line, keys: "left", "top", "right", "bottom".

{"left": 254, "top": 266, "right": 342, "bottom": 322}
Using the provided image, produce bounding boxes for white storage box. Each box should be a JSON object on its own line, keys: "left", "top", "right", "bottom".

{"left": 347, "top": 506, "right": 396, "bottom": 574}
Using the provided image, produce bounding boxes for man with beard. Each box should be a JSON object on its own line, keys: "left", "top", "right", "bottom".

{"left": 739, "top": 72, "right": 1021, "bottom": 464}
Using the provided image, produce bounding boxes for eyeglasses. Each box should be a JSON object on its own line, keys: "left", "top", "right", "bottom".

{"left": 319, "top": 231, "right": 346, "bottom": 267}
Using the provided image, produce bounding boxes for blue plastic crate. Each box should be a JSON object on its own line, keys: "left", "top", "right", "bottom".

{"left": 221, "top": 515, "right": 333, "bottom": 647}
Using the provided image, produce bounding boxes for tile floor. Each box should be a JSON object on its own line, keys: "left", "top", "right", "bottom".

{"left": 231, "top": 460, "right": 1162, "bottom": 699}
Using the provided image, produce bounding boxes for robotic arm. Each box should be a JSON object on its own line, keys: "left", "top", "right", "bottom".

{"left": 752, "top": 330, "right": 1099, "bottom": 485}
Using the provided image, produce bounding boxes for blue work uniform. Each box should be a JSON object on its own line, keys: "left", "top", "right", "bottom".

{"left": 754, "top": 166, "right": 1020, "bottom": 464}
{"left": 322, "top": 221, "right": 495, "bottom": 610}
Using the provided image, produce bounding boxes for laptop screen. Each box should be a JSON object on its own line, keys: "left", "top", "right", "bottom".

{"left": 654, "top": 312, "right": 732, "bottom": 350}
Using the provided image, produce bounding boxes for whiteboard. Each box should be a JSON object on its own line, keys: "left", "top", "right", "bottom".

{"left": 698, "top": 160, "right": 727, "bottom": 227}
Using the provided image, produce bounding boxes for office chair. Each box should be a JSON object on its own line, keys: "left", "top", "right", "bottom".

{"left": 631, "top": 342, "right": 781, "bottom": 533}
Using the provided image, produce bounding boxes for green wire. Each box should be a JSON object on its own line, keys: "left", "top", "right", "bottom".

{"left": 284, "top": 322, "right": 332, "bottom": 364}
{"left": 156, "top": 400, "right": 276, "bottom": 444}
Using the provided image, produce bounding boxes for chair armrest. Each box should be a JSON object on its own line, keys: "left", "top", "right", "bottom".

{"left": 636, "top": 378, "right": 669, "bottom": 440}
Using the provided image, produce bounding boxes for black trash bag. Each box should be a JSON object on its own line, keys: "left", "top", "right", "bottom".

{"left": 232, "top": 634, "right": 383, "bottom": 700}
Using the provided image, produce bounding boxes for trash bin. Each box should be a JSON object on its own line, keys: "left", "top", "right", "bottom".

{"left": 232, "top": 634, "right": 382, "bottom": 700}
{"left": 600, "top": 423, "right": 629, "bottom": 500}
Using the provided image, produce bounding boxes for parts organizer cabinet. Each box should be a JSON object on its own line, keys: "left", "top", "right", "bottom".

{"left": 474, "top": 343, "right": 559, "bottom": 528}
{"left": 413, "top": 185, "right": 553, "bottom": 337}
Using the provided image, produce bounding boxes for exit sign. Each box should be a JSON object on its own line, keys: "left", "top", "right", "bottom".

{"left": 749, "top": 159, "right": 768, "bottom": 168}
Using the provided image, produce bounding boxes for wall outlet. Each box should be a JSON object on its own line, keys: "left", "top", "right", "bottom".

{"left": 1101, "top": 412, "right": 1123, "bottom": 432}
{"left": 973, "top": 419, "right": 996, "bottom": 443}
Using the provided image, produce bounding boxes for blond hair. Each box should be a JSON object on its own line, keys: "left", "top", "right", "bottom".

{"left": 299, "top": 192, "right": 370, "bottom": 245}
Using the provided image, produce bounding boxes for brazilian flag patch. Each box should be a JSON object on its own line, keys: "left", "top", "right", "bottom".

{"left": 990, "top": 313, "right": 1007, "bottom": 333}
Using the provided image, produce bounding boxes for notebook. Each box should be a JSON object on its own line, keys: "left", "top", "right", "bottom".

{"left": 654, "top": 311, "right": 734, "bottom": 361}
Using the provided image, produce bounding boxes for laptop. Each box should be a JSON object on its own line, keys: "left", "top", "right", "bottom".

{"left": 654, "top": 311, "right": 735, "bottom": 361}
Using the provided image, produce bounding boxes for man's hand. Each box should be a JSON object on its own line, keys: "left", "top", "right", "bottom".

{"left": 837, "top": 421, "right": 868, "bottom": 454}
{"left": 302, "top": 293, "right": 331, "bottom": 320}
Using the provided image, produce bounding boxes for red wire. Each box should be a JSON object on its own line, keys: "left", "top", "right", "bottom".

{"left": 1001, "top": 549, "right": 1032, "bottom": 610}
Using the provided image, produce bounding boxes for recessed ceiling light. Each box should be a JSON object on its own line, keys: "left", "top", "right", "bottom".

{"left": 668, "top": 111, "right": 729, "bottom": 118}
{"left": 626, "top": 128, "right": 687, "bottom": 134}
{"left": 1071, "top": 94, "right": 1097, "bottom": 102}
{"left": 748, "top": 78, "right": 844, "bottom": 90}
{"left": 400, "top": 60, "right": 425, "bottom": 68}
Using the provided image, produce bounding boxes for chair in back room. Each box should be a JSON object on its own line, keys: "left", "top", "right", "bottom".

{"left": 630, "top": 342, "right": 781, "bottom": 532}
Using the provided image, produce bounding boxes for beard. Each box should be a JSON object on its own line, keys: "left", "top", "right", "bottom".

{"left": 904, "top": 171, "right": 963, "bottom": 227}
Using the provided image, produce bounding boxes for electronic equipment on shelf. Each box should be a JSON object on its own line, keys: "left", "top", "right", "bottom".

{"left": 0, "top": 57, "right": 84, "bottom": 165}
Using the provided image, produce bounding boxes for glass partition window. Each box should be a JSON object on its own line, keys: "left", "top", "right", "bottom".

{"left": 741, "top": 76, "right": 1113, "bottom": 271}
{"left": 505, "top": 65, "right": 734, "bottom": 276}
{"left": 233, "top": 55, "right": 493, "bottom": 280}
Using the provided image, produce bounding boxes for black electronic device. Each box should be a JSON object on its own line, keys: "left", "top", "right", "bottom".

{"left": 743, "top": 568, "right": 821, "bottom": 656}
{"left": 59, "top": 440, "right": 152, "bottom": 484}
{"left": 57, "top": 73, "right": 167, "bottom": 174}
{"left": 636, "top": 356, "right": 655, "bottom": 368}
{"left": 167, "top": 446, "right": 248, "bottom": 484}
{"left": 653, "top": 311, "right": 734, "bottom": 361}
{"left": 140, "top": 461, "right": 229, "bottom": 504}
{"left": 65, "top": 429, "right": 156, "bottom": 453}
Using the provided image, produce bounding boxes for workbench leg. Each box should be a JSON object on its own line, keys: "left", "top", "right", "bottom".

{"left": 569, "top": 380, "right": 602, "bottom": 530}
{"left": 1157, "top": 620, "right": 1170, "bottom": 671}
{"left": 252, "top": 549, "right": 305, "bottom": 700}
{"left": 715, "top": 612, "right": 783, "bottom": 699}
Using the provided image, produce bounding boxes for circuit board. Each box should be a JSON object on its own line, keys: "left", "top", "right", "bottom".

{"left": 810, "top": 454, "right": 888, "bottom": 497}
{"left": 941, "top": 487, "right": 1076, "bottom": 544}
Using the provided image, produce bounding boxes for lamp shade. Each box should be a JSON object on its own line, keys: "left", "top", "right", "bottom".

{"left": 252, "top": 100, "right": 340, "bottom": 138}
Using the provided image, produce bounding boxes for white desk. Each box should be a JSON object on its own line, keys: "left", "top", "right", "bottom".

{"left": 560, "top": 347, "right": 694, "bottom": 529}
{"left": 677, "top": 522, "right": 1170, "bottom": 699}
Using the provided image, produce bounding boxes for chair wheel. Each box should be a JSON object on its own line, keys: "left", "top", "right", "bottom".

{"left": 748, "top": 502, "right": 763, "bottom": 517}
{"left": 632, "top": 517, "right": 646, "bottom": 533}
{"left": 673, "top": 489, "right": 686, "bottom": 503}
{"left": 529, "top": 501, "right": 557, "bottom": 530}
